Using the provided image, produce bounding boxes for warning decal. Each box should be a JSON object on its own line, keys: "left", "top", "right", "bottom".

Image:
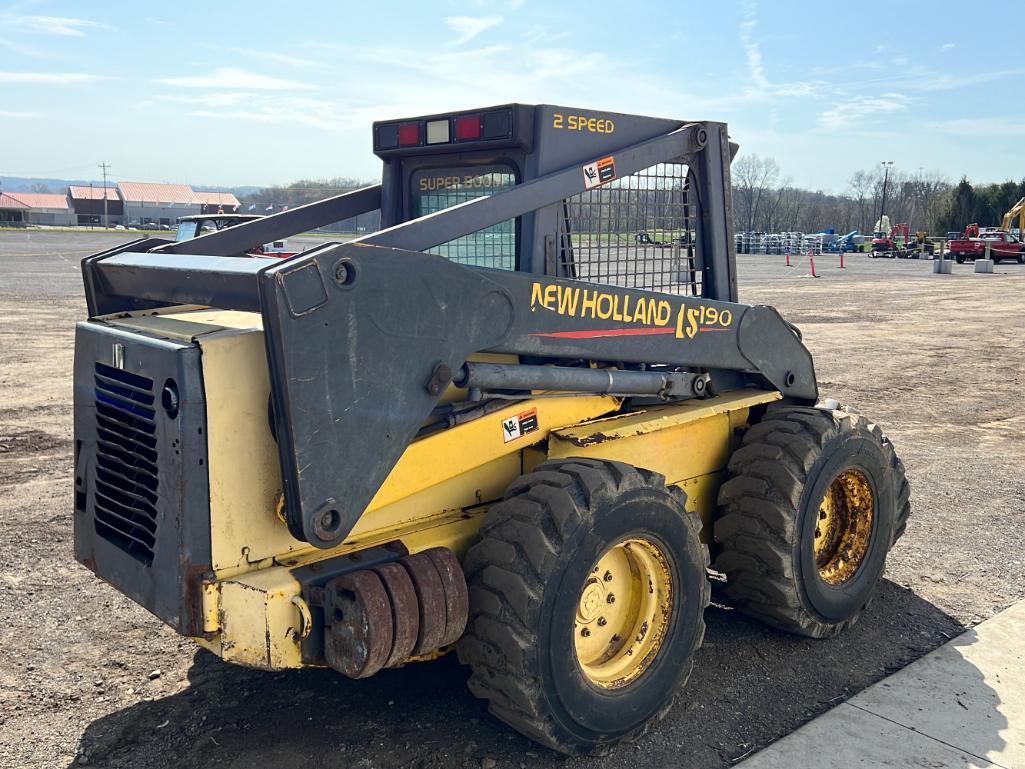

{"left": 502, "top": 408, "right": 539, "bottom": 443}
{"left": 582, "top": 156, "right": 617, "bottom": 189}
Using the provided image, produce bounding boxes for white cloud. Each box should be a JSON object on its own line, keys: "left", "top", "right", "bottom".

{"left": 9, "top": 15, "right": 102, "bottom": 37}
{"left": 730, "top": 2, "right": 821, "bottom": 107}
{"left": 0, "top": 36, "right": 48, "bottom": 56}
{"left": 927, "top": 117, "right": 1023, "bottom": 138}
{"left": 940, "top": 42, "right": 955, "bottom": 52}
{"left": 220, "top": 47, "right": 327, "bottom": 70}
{"left": 0, "top": 109, "right": 40, "bottom": 118}
{"left": 156, "top": 92, "right": 258, "bottom": 108}
{"left": 739, "top": 3, "right": 769, "bottom": 91}
{"left": 817, "top": 93, "right": 910, "bottom": 130}
{"left": 444, "top": 16, "right": 503, "bottom": 45}
{"left": 186, "top": 96, "right": 374, "bottom": 132}
{"left": 156, "top": 67, "right": 316, "bottom": 91}
{"left": 0, "top": 71, "right": 109, "bottom": 84}
{"left": 908, "top": 67, "right": 1025, "bottom": 92}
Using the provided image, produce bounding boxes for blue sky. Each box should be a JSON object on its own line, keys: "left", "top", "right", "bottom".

{"left": 0, "top": 0, "right": 1020, "bottom": 191}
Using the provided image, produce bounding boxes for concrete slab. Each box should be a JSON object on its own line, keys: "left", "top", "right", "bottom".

{"left": 736, "top": 702, "right": 999, "bottom": 769}
{"left": 738, "top": 600, "right": 1025, "bottom": 769}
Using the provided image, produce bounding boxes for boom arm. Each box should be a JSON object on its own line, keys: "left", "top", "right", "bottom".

{"left": 1002, "top": 197, "right": 1025, "bottom": 234}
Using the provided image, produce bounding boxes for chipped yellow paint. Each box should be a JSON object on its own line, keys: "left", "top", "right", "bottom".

{"left": 815, "top": 468, "right": 875, "bottom": 585}
{"left": 204, "top": 566, "right": 305, "bottom": 669}
{"left": 196, "top": 510, "right": 488, "bottom": 668}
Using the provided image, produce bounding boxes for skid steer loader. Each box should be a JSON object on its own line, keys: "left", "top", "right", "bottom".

{"left": 73, "top": 104, "right": 910, "bottom": 754}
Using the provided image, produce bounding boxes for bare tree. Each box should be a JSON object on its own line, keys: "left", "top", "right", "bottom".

{"left": 730, "top": 159, "right": 951, "bottom": 239}
{"left": 732, "top": 154, "right": 780, "bottom": 232}
{"left": 848, "top": 171, "right": 875, "bottom": 233}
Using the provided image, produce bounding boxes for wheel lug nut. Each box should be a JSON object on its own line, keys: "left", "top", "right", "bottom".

{"left": 603, "top": 571, "right": 613, "bottom": 582}
{"left": 597, "top": 617, "right": 607, "bottom": 626}
{"left": 607, "top": 594, "right": 616, "bottom": 604}
{"left": 581, "top": 628, "right": 591, "bottom": 637}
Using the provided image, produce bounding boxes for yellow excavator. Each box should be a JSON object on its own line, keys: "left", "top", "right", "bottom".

{"left": 1001, "top": 196, "right": 1025, "bottom": 236}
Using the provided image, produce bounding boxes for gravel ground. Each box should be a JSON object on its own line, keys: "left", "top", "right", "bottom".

{"left": 1, "top": 231, "right": 1022, "bottom": 769}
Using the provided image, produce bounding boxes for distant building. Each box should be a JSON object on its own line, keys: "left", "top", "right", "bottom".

{"left": 5, "top": 192, "right": 75, "bottom": 226}
{"left": 116, "top": 181, "right": 199, "bottom": 226}
{"left": 0, "top": 192, "right": 29, "bottom": 225}
{"left": 68, "top": 186, "right": 124, "bottom": 226}
{"left": 4, "top": 181, "right": 246, "bottom": 228}
{"left": 193, "top": 191, "right": 241, "bottom": 215}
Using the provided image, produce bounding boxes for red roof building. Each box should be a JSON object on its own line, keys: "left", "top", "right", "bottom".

{"left": 116, "top": 181, "right": 200, "bottom": 226}
{"left": 68, "top": 186, "right": 124, "bottom": 225}
{"left": 0, "top": 192, "right": 29, "bottom": 225}
{"left": 68, "top": 185, "right": 119, "bottom": 201}
{"left": 193, "top": 190, "right": 241, "bottom": 214}
{"left": 3, "top": 192, "right": 76, "bottom": 226}
{"left": 7, "top": 192, "right": 71, "bottom": 209}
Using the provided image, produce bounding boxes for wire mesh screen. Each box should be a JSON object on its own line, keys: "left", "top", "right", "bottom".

{"left": 410, "top": 165, "right": 517, "bottom": 270}
{"left": 557, "top": 163, "right": 700, "bottom": 294}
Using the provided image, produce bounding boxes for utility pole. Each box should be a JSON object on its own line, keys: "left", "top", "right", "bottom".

{"left": 878, "top": 161, "right": 894, "bottom": 234}
{"left": 98, "top": 161, "right": 111, "bottom": 229}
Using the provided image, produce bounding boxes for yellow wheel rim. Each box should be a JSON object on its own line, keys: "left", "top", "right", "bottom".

{"left": 814, "top": 468, "right": 875, "bottom": 585}
{"left": 573, "top": 537, "right": 673, "bottom": 689}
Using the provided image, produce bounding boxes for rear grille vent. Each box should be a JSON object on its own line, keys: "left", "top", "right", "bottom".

{"left": 93, "top": 361, "right": 159, "bottom": 565}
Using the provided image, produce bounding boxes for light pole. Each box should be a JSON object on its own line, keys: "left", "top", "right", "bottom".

{"left": 878, "top": 161, "right": 894, "bottom": 234}
{"left": 98, "top": 161, "right": 111, "bottom": 229}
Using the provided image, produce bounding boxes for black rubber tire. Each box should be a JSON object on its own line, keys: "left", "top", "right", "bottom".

{"left": 955, "top": 255, "right": 966, "bottom": 264}
{"left": 712, "top": 406, "right": 910, "bottom": 638}
{"left": 457, "top": 458, "right": 709, "bottom": 755}
{"left": 1018, "top": 253, "right": 1025, "bottom": 264}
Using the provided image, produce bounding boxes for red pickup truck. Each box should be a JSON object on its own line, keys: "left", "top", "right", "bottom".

{"left": 948, "top": 227, "right": 1025, "bottom": 264}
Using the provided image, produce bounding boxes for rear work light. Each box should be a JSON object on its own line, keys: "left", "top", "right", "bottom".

{"left": 397, "top": 122, "right": 421, "bottom": 146}
{"left": 426, "top": 119, "right": 450, "bottom": 144}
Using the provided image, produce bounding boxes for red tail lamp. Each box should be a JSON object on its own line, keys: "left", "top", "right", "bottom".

{"left": 454, "top": 115, "right": 482, "bottom": 141}
{"left": 397, "top": 122, "right": 421, "bottom": 146}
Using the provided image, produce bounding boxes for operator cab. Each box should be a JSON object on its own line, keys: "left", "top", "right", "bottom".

{"left": 372, "top": 104, "right": 715, "bottom": 297}
{"left": 175, "top": 213, "right": 262, "bottom": 242}
{"left": 175, "top": 213, "right": 297, "bottom": 257}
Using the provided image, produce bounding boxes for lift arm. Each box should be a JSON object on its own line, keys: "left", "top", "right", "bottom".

{"left": 253, "top": 241, "right": 815, "bottom": 547}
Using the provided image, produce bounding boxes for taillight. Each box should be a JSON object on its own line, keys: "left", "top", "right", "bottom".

{"left": 397, "top": 122, "right": 421, "bottom": 146}
{"left": 454, "top": 115, "right": 482, "bottom": 141}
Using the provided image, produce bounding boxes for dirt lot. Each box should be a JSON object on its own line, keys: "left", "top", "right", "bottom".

{"left": 1, "top": 230, "right": 1023, "bottom": 769}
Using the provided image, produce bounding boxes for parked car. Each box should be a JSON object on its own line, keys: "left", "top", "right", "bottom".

{"left": 948, "top": 226, "right": 1025, "bottom": 264}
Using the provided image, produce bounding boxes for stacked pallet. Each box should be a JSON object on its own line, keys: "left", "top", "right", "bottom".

{"left": 801, "top": 234, "right": 823, "bottom": 255}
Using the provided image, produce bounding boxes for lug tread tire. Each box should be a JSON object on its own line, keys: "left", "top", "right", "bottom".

{"left": 713, "top": 406, "right": 910, "bottom": 638}
{"left": 458, "top": 459, "right": 709, "bottom": 755}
